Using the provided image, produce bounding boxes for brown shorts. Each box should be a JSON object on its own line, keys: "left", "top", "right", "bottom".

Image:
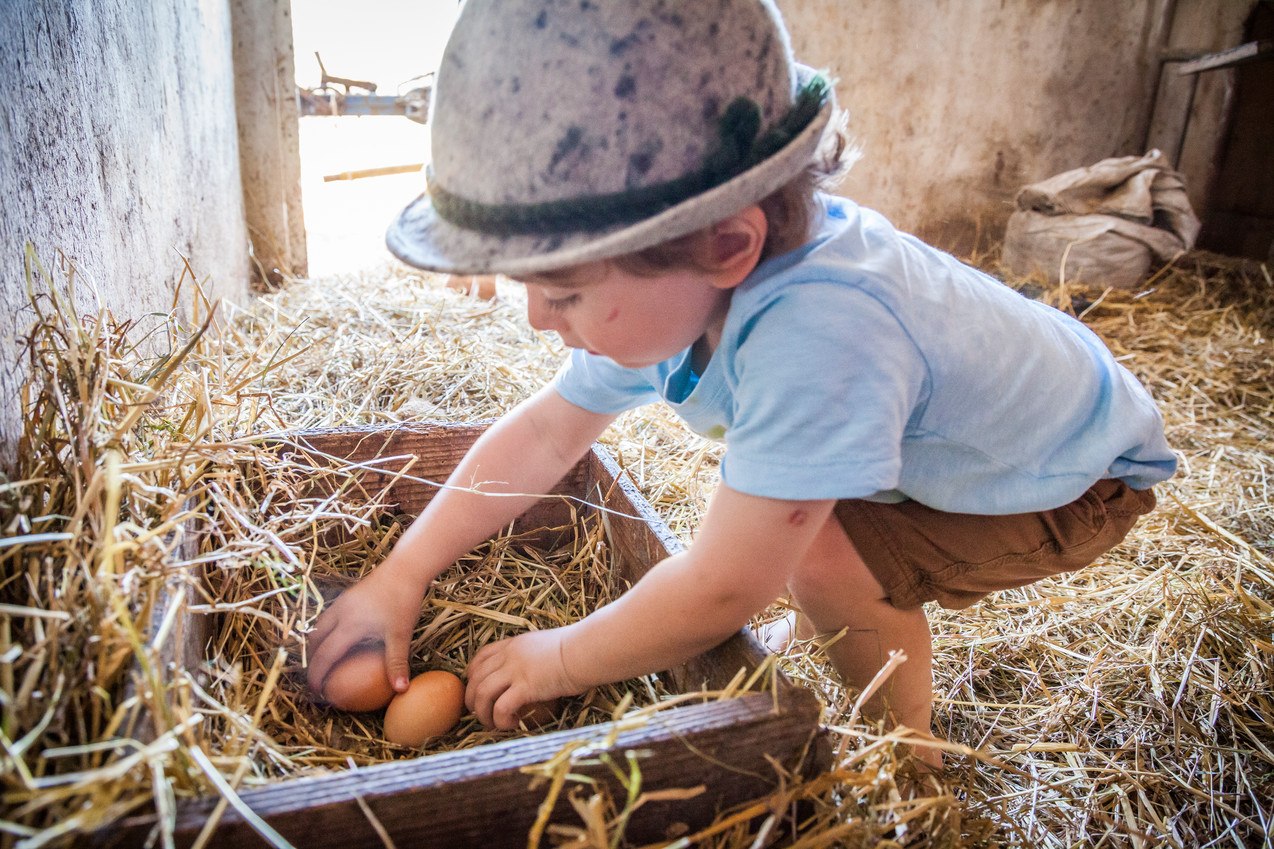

{"left": 833, "top": 479, "right": 1157, "bottom": 610}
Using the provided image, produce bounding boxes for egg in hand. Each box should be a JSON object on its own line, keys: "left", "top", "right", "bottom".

{"left": 383, "top": 670, "right": 466, "bottom": 746}
{"left": 317, "top": 645, "right": 395, "bottom": 713}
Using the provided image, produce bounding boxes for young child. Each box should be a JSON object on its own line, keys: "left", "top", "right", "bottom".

{"left": 306, "top": 0, "right": 1176, "bottom": 766}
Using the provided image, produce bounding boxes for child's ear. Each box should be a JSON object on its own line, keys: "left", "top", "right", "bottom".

{"left": 705, "top": 205, "right": 767, "bottom": 288}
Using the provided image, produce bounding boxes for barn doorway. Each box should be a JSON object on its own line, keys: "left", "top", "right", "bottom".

{"left": 291, "top": 0, "right": 460, "bottom": 276}
{"left": 1198, "top": 4, "right": 1274, "bottom": 261}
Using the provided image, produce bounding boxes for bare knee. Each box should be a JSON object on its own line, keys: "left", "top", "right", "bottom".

{"left": 788, "top": 516, "right": 888, "bottom": 622}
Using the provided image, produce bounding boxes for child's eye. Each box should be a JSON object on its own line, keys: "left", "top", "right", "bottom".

{"left": 545, "top": 294, "right": 580, "bottom": 312}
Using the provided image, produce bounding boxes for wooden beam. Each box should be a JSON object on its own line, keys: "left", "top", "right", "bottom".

{"left": 1176, "top": 40, "right": 1274, "bottom": 75}
{"left": 230, "top": 0, "right": 308, "bottom": 286}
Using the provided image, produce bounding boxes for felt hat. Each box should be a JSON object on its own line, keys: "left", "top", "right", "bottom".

{"left": 386, "top": 0, "right": 835, "bottom": 276}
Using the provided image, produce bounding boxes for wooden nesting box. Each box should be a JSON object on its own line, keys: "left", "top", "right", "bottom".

{"left": 105, "top": 422, "right": 827, "bottom": 848}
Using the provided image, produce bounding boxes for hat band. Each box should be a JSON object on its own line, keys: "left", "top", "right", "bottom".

{"left": 428, "top": 74, "right": 829, "bottom": 237}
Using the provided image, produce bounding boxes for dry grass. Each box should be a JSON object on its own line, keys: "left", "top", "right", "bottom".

{"left": 199, "top": 464, "right": 675, "bottom": 773}
{"left": 1, "top": 247, "right": 1270, "bottom": 848}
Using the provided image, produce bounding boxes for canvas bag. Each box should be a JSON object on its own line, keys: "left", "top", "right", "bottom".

{"left": 1002, "top": 149, "right": 1200, "bottom": 288}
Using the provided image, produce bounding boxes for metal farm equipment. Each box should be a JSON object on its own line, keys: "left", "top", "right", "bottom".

{"left": 297, "top": 53, "right": 433, "bottom": 124}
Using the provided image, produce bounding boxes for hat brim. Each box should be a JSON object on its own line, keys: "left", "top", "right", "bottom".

{"left": 385, "top": 73, "right": 836, "bottom": 277}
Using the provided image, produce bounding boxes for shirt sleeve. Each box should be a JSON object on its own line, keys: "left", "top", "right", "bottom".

{"left": 721, "top": 282, "right": 929, "bottom": 500}
{"left": 551, "top": 348, "right": 662, "bottom": 414}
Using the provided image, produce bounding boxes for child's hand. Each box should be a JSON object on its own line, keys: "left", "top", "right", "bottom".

{"left": 465, "top": 628, "right": 579, "bottom": 729}
{"left": 306, "top": 565, "right": 424, "bottom": 695}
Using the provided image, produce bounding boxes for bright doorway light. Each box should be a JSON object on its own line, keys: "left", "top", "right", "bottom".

{"left": 291, "top": 1, "right": 460, "bottom": 276}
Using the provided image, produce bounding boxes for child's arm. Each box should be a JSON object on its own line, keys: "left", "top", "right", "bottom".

{"left": 306, "top": 385, "right": 618, "bottom": 692}
{"left": 466, "top": 484, "right": 836, "bottom": 728}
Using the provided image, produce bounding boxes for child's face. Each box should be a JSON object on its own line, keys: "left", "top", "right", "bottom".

{"left": 520, "top": 261, "right": 731, "bottom": 369}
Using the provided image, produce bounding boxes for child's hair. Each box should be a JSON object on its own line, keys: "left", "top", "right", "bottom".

{"left": 612, "top": 113, "right": 855, "bottom": 277}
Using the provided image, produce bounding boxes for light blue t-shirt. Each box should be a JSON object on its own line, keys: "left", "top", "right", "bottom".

{"left": 553, "top": 195, "right": 1176, "bottom": 514}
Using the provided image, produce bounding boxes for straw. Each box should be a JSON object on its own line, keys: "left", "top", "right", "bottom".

{"left": 2, "top": 250, "right": 1271, "bottom": 847}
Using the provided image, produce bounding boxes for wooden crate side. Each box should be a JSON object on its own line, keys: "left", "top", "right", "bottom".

{"left": 278, "top": 421, "right": 586, "bottom": 532}
{"left": 125, "top": 522, "right": 213, "bottom": 742}
{"left": 584, "top": 448, "right": 778, "bottom": 696}
{"left": 101, "top": 689, "right": 822, "bottom": 849}
{"left": 583, "top": 444, "right": 686, "bottom": 572}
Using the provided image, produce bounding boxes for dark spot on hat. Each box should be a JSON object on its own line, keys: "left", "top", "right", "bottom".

{"left": 699, "top": 71, "right": 712, "bottom": 87}
{"left": 624, "top": 138, "right": 663, "bottom": 186}
{"left": 548, "top": 126, "right": 585, "bottom": 174}
{"left": 579, "top": 0, "right": 595, "bottom": 9}
{"left": 701, "top": 96, "right": 719, "bottom": 121}
{"left": 614, "top": 74, "right": 636, "bottom": 99}
{"left": 617, "top": 110, "right": 627, "bottom": 122}
{"left": 560, "top": 32, "right": 579, "bottom": 47}
{"left": 628, "top": 152, "right": 653, "bottom": 179}
{"left": 610, "top": 34, "right": 635, "bottom": 55}
{"left": 510, "top": 76, "right": 520, "bottom": 94}
{"left": 754, "top": 35, "right": 774, "bottom": 92}
{"left": 658, "top": 12, "right": 684, "bottom": 28}
{"left": 534, "top": 10, "right": 548, "bottom": 28}
{"left": 609, "top": 20, "right": 651, "bottom": 55}
{"left": 757, "top": 33, "right": 773, "bottom": 64}
{"left": 708, "top": 22, "right": 719, "bottom": 38}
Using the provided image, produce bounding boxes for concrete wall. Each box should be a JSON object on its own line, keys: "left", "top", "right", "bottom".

{"left": 0, "top": 1, "right": 250, "bottom": 470}
{"left": 780, "top": 0, "right": 1256, "bottom": 256}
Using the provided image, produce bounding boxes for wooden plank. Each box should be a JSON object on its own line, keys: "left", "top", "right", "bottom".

{"left": 322, "top": 162, "right": 423, "bottom": 182}
{"left": 100, "top": 689, "right": 824, "bottom": 848}
{"left": 124, "top": 524, "right": 213, "bottom": 742}
{"left": 276, "top": 422, "right": 584, "bottom": 531}
{"left": 1177, "top": 39, "right": 1274, "bottom": 75}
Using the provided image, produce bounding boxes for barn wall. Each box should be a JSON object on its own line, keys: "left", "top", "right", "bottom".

{"left": 779, "top": 0, "right": 1255, "bottom": 256}
{"left": 0, "top": 0, "right": 250, "bottom": 470}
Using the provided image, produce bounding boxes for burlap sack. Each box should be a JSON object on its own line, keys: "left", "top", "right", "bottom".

{"left": 1002, "top": 150, "right": 1200, "bottom": 289}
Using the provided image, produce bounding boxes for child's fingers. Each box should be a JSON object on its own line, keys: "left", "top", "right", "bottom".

{"left": 471, "top": 678, "right": 499, "bottom": 728}
{"left": 306, "top": 627, "right": 359, "bottom": 695}
{"left": 303, "top": 610, "right": 340, "bottom": 689}
{"left": 492, "top": 690, "right": 524, "bottom": 731}
{"left": 464, "top": 643, "right": 497, "bottom": 712}
{"left": 383, "top": 629, "right": 412, "bottom": 692}
{"left": 465, "top": 651, "right": 510, "bottom": 727}
{"left": 307, "top": 606, "right": 339, "bottom": 647}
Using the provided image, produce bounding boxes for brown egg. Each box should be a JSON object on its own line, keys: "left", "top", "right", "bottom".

{"left": 518, "top": 699, "right": 562, "bottom": 728}
{"left": 383, "top": 670, "right": 466, "bottom": 746}
{"left": 320, "top": 646, "right": 394, "bottom": 713}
